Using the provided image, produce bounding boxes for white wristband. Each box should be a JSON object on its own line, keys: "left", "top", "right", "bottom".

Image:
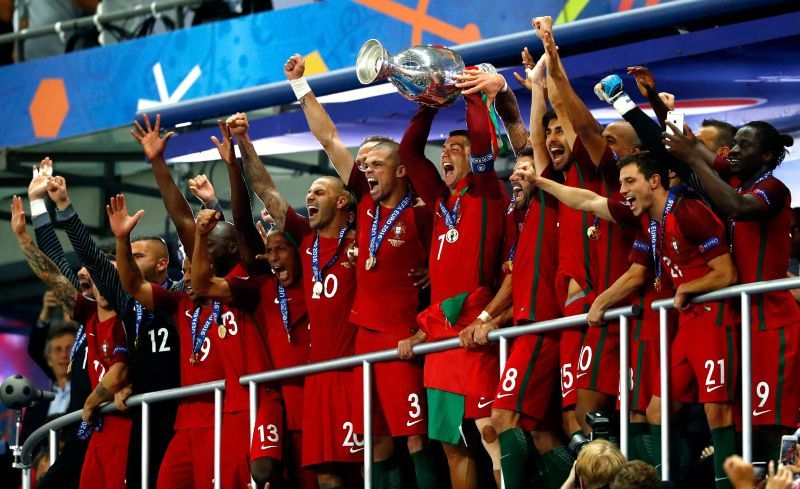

{"left": 289, "top": 77, "right": 312, "bottom": 100}
{"left": 612, "top": 94, "right": 637, "bottom": 116}
{"left": 30, "top": 198, "right": 47, "bottom": 217}
{"left": 478, "top": 310, "right": 492, "bottom": 323}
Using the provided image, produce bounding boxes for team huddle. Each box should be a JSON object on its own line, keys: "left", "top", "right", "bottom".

{"left": 11, "top": 16, "right": 799, "bottom": 489}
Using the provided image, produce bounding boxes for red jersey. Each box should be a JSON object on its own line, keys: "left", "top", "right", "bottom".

{"left": 284, "top": 210, "right": 359, "bottom": 362}
{"left": 512, "top": 166, "right": 561, "bottom": 325}
{"left": 727, "top": 170, "right": 800, "bottom": 330}
{"left": 150, "top": 284, "right": 225, "bottom": 429}
{"left": 629, "top": 195, "right": 729, "bottom": 289}
{"left": 558, "top": 137, "right": 603, "bottom": 298}
{"left": 347, "top": 168, "right": 433, "bottom": 336}
{"left": 72, "top": 295, "right": 131, "bottom": 442}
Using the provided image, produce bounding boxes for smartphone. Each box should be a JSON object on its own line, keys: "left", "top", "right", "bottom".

{"left": 753, "top": 461, "right": 768, "bottom": 486}
{"left": 780, "top": 434, "right": 799, "bottom": 468}
{"left": 666, "top": 111, "right": 685, "bottom": 135}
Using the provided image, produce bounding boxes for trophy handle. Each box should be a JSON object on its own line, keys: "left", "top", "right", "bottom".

{"left": 356, "top": 39, "right": 392, "bottom": 84}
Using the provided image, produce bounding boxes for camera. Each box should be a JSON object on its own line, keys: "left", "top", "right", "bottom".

{"left": 568, "top": 411, "right": 611, "bottom": 457}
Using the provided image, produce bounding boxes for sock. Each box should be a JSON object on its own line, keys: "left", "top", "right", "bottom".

{"left": 649, "top": 424, "right": 662, "bottom": 476}
{"left": 498, "top": 428, "right": 530, "bottom": 489}
{"left": 541, "top": 446, "right": 574, "bottom": 489}
{"left": 710, "top": 426, "right": 737, "bottom": 489}
{"left": 410, "top": 448, "right": 439, "bottom": 489}
{"left": 628, "top": 422, "right": 650, "bottom": 463}
{"left": 373, "top": 458, "right": 403, "bottom": 489}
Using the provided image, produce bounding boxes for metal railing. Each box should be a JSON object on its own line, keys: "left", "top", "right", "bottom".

{"left": 17, "top": 277, "right": 800, "bottom": 488}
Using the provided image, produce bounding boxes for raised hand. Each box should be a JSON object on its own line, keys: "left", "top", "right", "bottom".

{"left": 106, "top": 194, "right": 145, "bottom": 238}
{"left": 195, "top": 209, "right": 221, "bottom": 237}
{"left": 659, "top": 92, "right": 676, "bottom": 111}
{"left": 512, "top": 47, "right": 538, "bottom": 91}
{"left": 626, "top": 66, "right": 657, "bottom": 98}
{"left": 210, "top": 119, "right": 236, "bottom": 166}
{"left": 532, "top": 16, "right": 553, "bottom": 39}
{"left": 28, "top": 157, "right": 53, "bottom": 200}
{"left": 455, "top": 70, "right": 506, "bottom": 104}
{"left": 226, "top": 112, "right": 250, "bottom": 140}
{"left": 46, "top": 175, "right": 70, "bottom": 209}
{"left": 513, "top": 163, "right": 537, "bottom": 186}
{"left": 131, "top": 114, "right": 175, "bottom": 162}
{"left": 663, "top": 121, "right": 697, "bottom": 161}
{"left": 188, "top": 174, "right": 217, "bottom": 206}
{"left": 11, "top": 195, "right": 29, "bottom": 239}
{"left": 284, "top": 54, "right": 305, "bottom": 80}
{"left": 254, "top": 220, "right": 272, "bottom": 262}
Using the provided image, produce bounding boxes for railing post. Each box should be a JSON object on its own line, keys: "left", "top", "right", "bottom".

{"left": 21, "top": 469, "right": 31, "bottom": 489}
{"left": 48, "top": 429, "right": 57, "bottom": 467}
{"left": 741, "top": 292, "right": 752, "bottom": 462}
{"left": 249, "top": 381, "right": 257, "bottom": 489}
{"left": 499, "top": 336, "right": 508, "bottom": 375}
{"left": 363, "top": 360, "right": 373, "bottom": 489}
{"left": 142, "top": 401, "right": 150, "bottom": 489}
{"left": 619, "top": 315, "right": 630, "bottom": 458}
{"left": 214, "top": 387, "right": 223, "bottom": 489}
{"left": 659, "top": 306, "right": 670, "bottom": 481}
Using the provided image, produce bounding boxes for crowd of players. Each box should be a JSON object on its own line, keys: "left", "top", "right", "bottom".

{"left": 10, "top": 15, "right": 799, "bottom": 489}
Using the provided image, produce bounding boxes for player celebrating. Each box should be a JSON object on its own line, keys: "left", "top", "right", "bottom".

{"left": 589, "top": 152, "right": 739, "bottom": 488}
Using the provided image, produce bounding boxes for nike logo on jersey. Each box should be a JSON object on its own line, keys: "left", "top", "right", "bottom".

{"left": 562, "top": 389, "right": 575, "bottom": 398}
{"left": 752, "top": 409, "right": 772, "bottom": 417}
{"left": 184, "top": 310, "right": 193, "bottom": 319}
{"left": 496, "top": 393, "right": 513, "bottom": 399}
{"left": 349, "top": 447, "right": 364, "bottom": 454}
{"left": 260, "top": 445, "right": 278, "bottom": 450}
{"left": 477, "top": 398, "right": 494, "bottom": 408}
{"left": 367, "top": 209, "right": 375, "bottom": 218}
{"left": 706, "top": 385, "right": 725, "bottom": 393}
{"left": 306, "top": 248, "right": 312, "bottom": 255}
{"left": 274, "top": 298, "right": 293, "bottom": 304}
{"left": 406, "top": 419, "right": 424, "bottom": 427}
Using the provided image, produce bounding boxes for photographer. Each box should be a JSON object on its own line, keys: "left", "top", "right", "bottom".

{"left": 561, "top": 440, "right": 627, "bottom": 489}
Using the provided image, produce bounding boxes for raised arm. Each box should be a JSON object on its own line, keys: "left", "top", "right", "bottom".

{"left": 627, "top": 66, "right": 670, "bottom": 130}
{"left": 27, "top": 158, "right": 80, "bottom": 288}
{"left": 11, "top": 196, "right": 77, "bottom": 312}
{"left": 190, "top": 210, "right": 234, "bottom": 303}
{"left": 188, "top": 173, "right": 225, "bottom": 217}
{"left": 107, "top": 195, "right": 155, "bottom": 310}
{"left": 48, "top": 175, "right": 130, "bottom": 314}
{"left": 284, "top": 54, "right": 356, "bottom": 184}
{"left": 530, "top": 173, "right": 614, "bottom": 222}
{"left": 131, "top": 114, "right": 196, "bottom": 253}
{"left": 528, "top": 53, "right": 555, "bottom": 175}
{"left": 398, "top": 105, "right": 448, "bottom": 205}
{"left": 536, "top": 19, "right": 578, "bottom": 150}
{"left": 464, "top": 91, "right": 501, "bottom": 198}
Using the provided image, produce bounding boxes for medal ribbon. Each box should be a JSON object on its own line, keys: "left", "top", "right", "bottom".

{"left": 69, "top": 325, "right": 86, "bottom": 365}
{"left": 728, "top": 170, "right": 772, "bottom": 252}
{"left": 369, "top": 194, "right": 412, "bottom": 257}
{"left": 649, "top": 190, "right": 678, "bottom": 284}
{"left": 277, "top": 283, "right": 291, "bottom": 337}
{"left": 311, "top": 223, "right": 350, "bottom": 284}
{"left": 507, "top": 206, "right": 531, "bottom": 263}
{"left": 439, "top": 197, "right": 462, "bottom": 231}
{"left": 133, "top": 277, "right": 169, "bottom": 341}
{"left": 191, "top": 301, "right": 220, "bottom": 355}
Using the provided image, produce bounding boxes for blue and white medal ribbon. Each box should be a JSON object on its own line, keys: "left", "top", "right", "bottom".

{"left": 311, "top": 224, "right": 350, "bottom": 299}
{"left": 649, "top": 190, "right": 678, "bottom": 291}
{"left": 439, "top": 197, "right": 462, "bottom": 243}
{"left": 189, "top": 301, "right": 219, "bottom": 364}
{"left": 277, "top": 283, "right": 292, "bottom": 341}
{"left": 67, "top": 325, "right": 86, "bottom": 374}
{"left": 366, "top": 194, "right": 412, "bottom": 270}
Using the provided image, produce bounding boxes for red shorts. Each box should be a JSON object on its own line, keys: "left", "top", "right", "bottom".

{"left": 157, "top": 428, "right": 214, "bottom": 489}
{"left": 251, "top": 389, "right": 285, "bottom": 461}
{"left": 739, "top": 321, "right": 800, "bottom": 427}
{"left": 559, "top": 298, "right": 587, "bottom": 408}
{"left": 80, "top": 417, "right": 131, "bottom": 489}
{"left": 281, "top": 379, "right": 304, "bottom": 432}
{"left": 302, "top": 370, "right": 364, "bottom": 467}
{"left": 353, "top": 328, "right": 427, "bottom": 437}
{"left": 221, "top": 411, "right": 254, "bottom": 488}
{"left": 494, "top": 334, "right": 561, "bottom": 430}
{"left": 627, "top": 338, "right": 661, "bottom": 412}
{"left": 671, "top": 303, "right": 738, "bottom": 404}
{"left": 576, "top": 324, "right": 620, "bottom": 396}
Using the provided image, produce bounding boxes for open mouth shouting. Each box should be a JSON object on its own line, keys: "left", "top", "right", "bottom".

{"left": 549, "top": 144, "right": 566, "bottom": 167}
{"left": 307, "top": 203, "right": 320, "bottom": 220}
{"left": 272, "top": 266, "right": 291, "bottom": 285}
{"left": 625, "top": 194, "right": 639, "bottom": 214}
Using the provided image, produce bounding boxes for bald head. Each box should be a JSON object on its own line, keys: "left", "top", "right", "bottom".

{"left": 131, "top": 236, "right": 169, "bottom": 283}
{"left": 206, "top": 221, "right": 239, "bottom": 275}
{"left": 603, "top": 120, "right": 641, "bottom": 158}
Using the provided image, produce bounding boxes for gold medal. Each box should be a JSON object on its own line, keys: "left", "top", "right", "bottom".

{"left": 502, "top": 260, "right": 513, "bottom": 274}
{"left": 312, "top": 281, "right": 323, "bottom": 299}
{"left": 445, "top": 228, "right": 459, "bottom": 243}
{"left": 654, "top": 277, "right": 662, "bottom": 292}
{"left": 587, "top": 226, "right": 599, "bottom": 240}
{"left": 287, "top": 333, "right": 292, "bottom": 343}
{"left": 365, "top": 255, "right": 376, "bottom": 270}
{"left": 67, "top": 361, "right": 73, "bottom": 375}
{"left": 189, "top": 353, "right": 199, "bottom": 365}
{"left": 134, "top": 336, "right": 141, "bottom": 349}
{"left": 218, "top": 324, "right": 227, "bottom": 339}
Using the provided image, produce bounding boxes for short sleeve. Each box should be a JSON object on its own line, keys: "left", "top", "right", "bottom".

{"left": 151, "top": 284, "right": 182, "bottom": 316}
{"left": 225, "top": 275, "right": 270, "bottom": 312}
{"left": 746, "top": 176, "right": 789, "bottom": 220}
{"left": 107, "top": 318, "right": 130, "bottom": 367}
{"left": 629, "top": 228, "right": 653, "bottom": 268}
{"left": 676, "top": 199, "right": 728, "bottom": 262}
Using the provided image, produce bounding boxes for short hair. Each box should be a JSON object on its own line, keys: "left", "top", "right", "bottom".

{"left": 743, "top": 120, "right": 794, "bottom": 168}
{"left": 700, "top": 119, "right": 737, "bottom": 150}
{"left": 516, "top": 146, "right": 534, "bottom": 159}
{"left": 542, "top": 109, "right": 558, "bottom": 130}
{"left": 316, "top": 176, "right": 357, "bottom": 212}
{"left": 360, "top": 135, "right": 396, "bottom": 147}
{"left": 44, "top": 322, "right": 78, "bottom": 360}
{"left": 610, "top": 461, "right": 660, "bottom": 489}
{"left": 575, "top": 440, "right": 627, "bottom": 489}
{"left": 132, "top": 235, "right": 169, "bottom": 260}
{"left": 617, "top": 151, "right": 669, "bottom": 189}
{"left": 448, "top": 129, "right": 470, "bottom": 140}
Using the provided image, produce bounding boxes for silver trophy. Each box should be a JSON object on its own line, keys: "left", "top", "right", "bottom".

{"left": 356, "top": 39, "right": 466, "bottom": 107}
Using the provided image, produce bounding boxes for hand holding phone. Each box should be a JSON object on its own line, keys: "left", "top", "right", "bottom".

{"left": 665, "top": 111, "right": 685, "bottom": 136}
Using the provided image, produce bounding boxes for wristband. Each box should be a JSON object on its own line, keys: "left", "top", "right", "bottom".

{"left": 612, "top": 93, "right": 637, "bottom": 116}
{"left": 289, "top": 77, "right": 312, "bottom": 100}
{"left": 478, "top": 310, "right": 492, "bottom": 323}
{"left": 30, "top": 198, "right": 47, "bottom": 217}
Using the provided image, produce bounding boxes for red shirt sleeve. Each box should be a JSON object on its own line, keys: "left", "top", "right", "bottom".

{"left": 284, "top": 206, "right": 311, "bottom": 243}
{"left": 106, "top": 317, "right": 130, "bottom": 367}
{"left": 151, "top": 283, "right": 182, "bottom": 316}
{"left": 607, "top": 199, "right": 639, "bottom": 228}
{"left": 399, "top": 106, "right": 449, "bottom": 206}
{"left": 570, "top": 137, "right": 602, "bottom": 181}
{"left": 746, "top": 176, "right": 789, "bottom": 220}
{"left": 225, "top": 275, "right": 270, "bottom": 312}
{"left": 346, "top": 161, "right": 369, "bottom": 199}
{"left": 464, "top": 93, "right": 502, "bottom": 200}
{"left": 596, "top": 144, "right": 620, "bottom": 190}
{"left": 676, "top": 199, "right": 728, "bottom": 262}
{"left": 713, "top": 154, "right": 732, "bottom": 181}
{"left": 628, "top": 228, "right": 653, "bottom": 268}
{"left": 72, "top": 293, "right": 95, "bottom": 324}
